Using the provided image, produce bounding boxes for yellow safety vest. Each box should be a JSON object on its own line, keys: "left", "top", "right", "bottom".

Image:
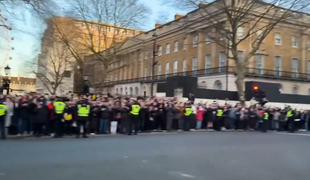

{"left": 184, "top": 107, "right": 193, "bottom": 116}
{"left": 217, "top": 109, "right": 223, "bottom": 116}
{"left": 0, "top": 104, "right": 7, "bottom": 116}
{"left": 77, "top": 105, "right": 90, "bottom": 117}
{"left": 286, "top": 110, "right": 293, "bottom": 117}
{"left": 54, "top": 101, "right": 66, "bottom": 114}
{"left": 130, "top": 104, "right": 141, "bottom": 115}
{"left": 264, "top": 112, "right": 269, "bottom": 120}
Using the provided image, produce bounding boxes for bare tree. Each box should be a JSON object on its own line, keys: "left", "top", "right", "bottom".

{"left": 30, "top": 43, "right": 72, "bottom": 95}
{"left": 0, "top": 0, "right": 58, "bottom": 29}
{"left": 49, "top": 0, "right": 149, "bottom": 91}
{"left": 162, "top": 0, "right": 310, "bottom": 105}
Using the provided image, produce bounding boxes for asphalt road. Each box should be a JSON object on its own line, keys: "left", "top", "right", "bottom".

{"left": 1, "top": 132, "right": 310, "bottom": 180}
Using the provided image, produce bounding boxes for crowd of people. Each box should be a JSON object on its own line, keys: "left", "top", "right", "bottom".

{"left": 0, "top": 93, "right": 308, "bottom": 140}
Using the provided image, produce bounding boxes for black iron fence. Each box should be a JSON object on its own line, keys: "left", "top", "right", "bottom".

{"left": 103, "top": 66, "right": 310, "bottom": 86}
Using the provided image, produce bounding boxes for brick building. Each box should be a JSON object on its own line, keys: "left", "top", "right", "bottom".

{"left": 86, "top": 0, "right": 310, "bottom": 97}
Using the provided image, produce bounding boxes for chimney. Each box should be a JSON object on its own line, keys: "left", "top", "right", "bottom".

{"left": 174, "top": 14, "right": 183, "bottom": 20}
{"left": 155, "top": 23, "right": 162, "bottom": 28}
{"left": 198, "top": 3, "right": 208, "bottom": 8}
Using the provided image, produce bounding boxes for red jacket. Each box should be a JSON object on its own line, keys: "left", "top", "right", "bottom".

{"left": 196, "top": 108, "right": 205, "bottom": 121}
{"left": 47, "top": 104, "right": 54, "bottom": 120}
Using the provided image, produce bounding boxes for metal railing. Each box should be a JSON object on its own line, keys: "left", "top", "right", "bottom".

{"left": 102, "top": 66, "right": 310, "bottom": 86}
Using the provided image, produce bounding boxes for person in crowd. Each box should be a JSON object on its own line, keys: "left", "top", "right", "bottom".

{"left": 98, "top": 101, "right": 110, "bottom": 134}
{"left": 33, "top": 100, "right": 47, "bottom": 137}
{"left": 0, "top": 98, "right": 7, "bottom": 140}
{"left": 196, "top": 105, "right": 204, "bottom": 130}
{"left": 53, "top": 97, "right": 66, "bottom": 138}
{"left": 76, "top": 98, "right": 90, "bottom": 138}
{"left": 127, "top": 99, "right": 140, "bottom": 135}
{"left": 5, "top": 97, "right": 14, "bottom": 135}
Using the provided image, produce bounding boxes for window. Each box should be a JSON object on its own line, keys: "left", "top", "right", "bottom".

{"left": 219, "top": 52, "right": 227, "bottom": 72}
{"left": 307, "top": 61, "right": 310, "bottom": 79}
{"left": 291, "top": 58, "right": 298, "bottom": 78}
{"left": 139, "top": 51, "right": 143, "bottom": 60}
{"left": 166, "top": 43, "right": 170, "bottom": 54}
{"left": 174, "top": 41, "right": 178, "bottom": 52}
{"left": 255, "top": 55, "right": 264, "bottom": 74}
{"left": 214, "top": 80, "right": 222, "bottom": 90}
{"left": 158, "top": 46, "right": 162, "bottom": 56}
{"left": 275, "top": 33, "right": 282, "bottom": 45}
{"left": 63, "top": 71, "right": 71, "bottom": 78}
{"left": 145, "top": 51, "right": 148, "bottom": 59}
{"left": 183, "top": 38, "right": 187, "bottom": 50}
{"left": 165, "top": 62, "right": 170, "bottom": 77}
{"left": 173, "top": 61, "right": 178, "bottom": 75}
{"left": 157, "top": 64, "right": 162, "bottom": 77}
{"left": 275, "top": 56, "right": 282, "bottom": 76}
{"left": 237, "top": 51, "right": 244, "bottom": 63}
{"left": 206, "top": 35, "right": 212, "bottom": 44}
{"left": 237, "top": 27, "right": 245, "bottom": 39}
{"left": 182, "top": 59, "right": 187, "bottom": 75}
{"left": 144, "top": 67, "right": 148, "bottom": 78}
{"left": 205, "top": 54, "right": 211, "bottom": 74}
{"left": 292, "top": 87, "right": 298, "bottom": 94}
{"left": 291, "top": 36, "right": 298, "bottom": 48}
{"left": 192, "top": 57, "right": 197, "bottom": 76}
{"left": 193, "top": 35, "right": 198, "bottom": 47}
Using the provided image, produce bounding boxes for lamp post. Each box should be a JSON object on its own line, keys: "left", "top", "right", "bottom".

{"left": 3, "top": 65, "right": 11, "bottom": 95}
{"left": 4, "top": 65, "right": 11, "bottom": 75}
{"left": 150, "top": 33, "right": 158, "bottom": 97}
{"left": 83, "top": 74, "right": 89, "bottom": 95}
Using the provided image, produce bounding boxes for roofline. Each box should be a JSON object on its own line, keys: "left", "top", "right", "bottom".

{"left": 50, "top": 16, "right": 140, "bottom": 31}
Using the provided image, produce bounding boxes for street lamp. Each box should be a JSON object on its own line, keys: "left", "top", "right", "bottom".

{"left": 4, "top": 65, "right": 11, "bottom": 75}
{"left": 151, "top": 33, "right": 158, "bottom": 97}
{"left": 83, "top": 74, "right": 89, "bottom": 95}
{"left": 2, "top": 65, "right": 11, "bottom": 95}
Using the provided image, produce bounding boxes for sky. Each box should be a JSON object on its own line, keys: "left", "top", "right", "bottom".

{"left": 0, "top": 0, "right": 185, "bottom": 78}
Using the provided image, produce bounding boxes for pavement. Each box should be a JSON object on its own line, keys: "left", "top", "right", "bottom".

{"left": 1, "top": 131, "right": 310, "bottom": 180}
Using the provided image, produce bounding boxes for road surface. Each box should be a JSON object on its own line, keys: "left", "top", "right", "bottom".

{"left": 0, "top": 132, "right": 310, "bottom": 180}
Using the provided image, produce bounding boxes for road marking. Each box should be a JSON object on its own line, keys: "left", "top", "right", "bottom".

{"left": 180, "top": 173, "right": 196, "bottom": 178}
{"left": 275, "top": 132, "right": 310, "bottom": 137}
{"left": 0, "top": 172, "right": 6, "bottom": 176}
{"left": 141, "top": 160, "right": 148, "bottom": 163}
{"left": 123, "top": 156, "right": 128, "bottom": 158}
{"left": 169, "top": 171, "right": 196, "bottom": 178}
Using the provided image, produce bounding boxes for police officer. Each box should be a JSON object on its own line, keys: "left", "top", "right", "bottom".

{"left": 0, "top": 99, "right": 7, "bottom": 140}
{"left": 183, "top": 102, "right": 193, "bottom": 131}
{"left": 215, "top": 107, "right": 223, "bottom": 131}
{"left": 286, "top": 107, "right": 295, "bottom": 133}
{"left": 53, "top": 97, "right": 66, "bottom": 138}
{"left": 76, "top": 98, "right": 90, "bottom": 138}
{"left": 262, "top": 109, "right": 269, "bottom": 132}
{"left": 128, "top": 100, "right": 140, "bottom": 135}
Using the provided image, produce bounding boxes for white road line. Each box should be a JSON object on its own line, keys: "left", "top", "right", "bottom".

{"left": 141, "top": 160, "right": 148, "bottom": 163}
{"left": 275, "top": 132, "right": 310, "bottom": 137}
{"left": 169, "top": 171, "right": 196, "bottom": 178}
{"left": 180, "top": 173, "right": 196, "bottom": 178}
{"left": 0, "top": 172, "right": 6, "bottom": 176}
{"left": 123, "top": 156, "right": 128, "bottom": 158}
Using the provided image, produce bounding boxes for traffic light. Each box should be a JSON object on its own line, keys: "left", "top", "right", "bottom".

{"left": 252, "top": 86, "right": 267, "bottom": 105}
